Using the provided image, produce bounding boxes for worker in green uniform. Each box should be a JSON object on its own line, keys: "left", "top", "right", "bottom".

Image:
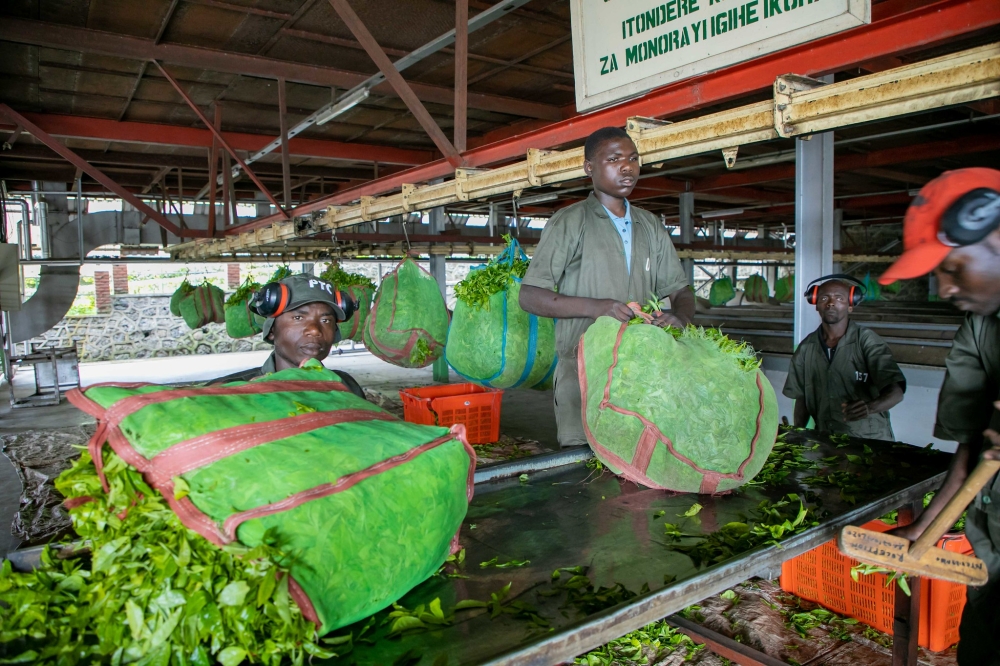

{"left": 212, "top": 273, "right": 366, "bottom": 398}
{"left": 783, "top": 275, "right": 906, "bottom": 440}
{"left": 520, "top": 127, "right": 694, "bottom": 448}
{"left": 878, "top": 168, "right": 1000, "bottom": 666}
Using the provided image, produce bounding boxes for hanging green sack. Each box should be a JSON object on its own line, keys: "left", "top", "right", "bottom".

{"left": 579, "top": 316, "right": 778, "bottom": 494}
{"left": 743, "top": 274, "right": 770, "bottom": 303}
{"left": 320, "top": 263, "right": 376, "bottom": 342}
{"left": 224, "top": 277, "right": 264, "bottom": 339}
{"left": 66, "top": 360, "right": 475, "bottom": 634}
{"left": 364, "top": 257, "right": 449, "bottom": 368}
{"left": 774, "top": 273, "right": 795, "bottom": 303}
{"left": 446, "top": 238, "right": 556, "bottom": 390}
{"left": 178, "top": 281, "right": 226, "bottom": 329}
{"left": 709, "top": 276, "right": 736, "bottom": 306}
{"left": 863, "top": 272, "right": 882, "bottom": 301}
{"left": 169, "top": 278, "right": 194, "bottom": 317}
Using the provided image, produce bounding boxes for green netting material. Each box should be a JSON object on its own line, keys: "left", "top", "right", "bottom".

{"left": 709, "top": 276, "right": 736, "bottom": 307}
{"left": 68, "top": 362, "right": 474, "bottom": 634}
{"left": 177, "top": 283, "right": 225, "bottom": 329}
{"left": 446, "top": 241, "right": 556, "bottom": 390}
{"left": 169, "top": 279, "right": 194, "bottom": 317}
{"left": 579, "top": 317, "right": 779, "bottom": 494}
{"left": 224, "top": 300, "right": 263, "bottom": 338}
{"left": 774, "top": 274, "right": 795, "bottom": 303}
{"left": 363, "top": 258, "right": 449, "bottom": 368}
{"left": 743, "top": 274, "right": 770, "bottom": 303}
{"left": 339, "top": 284, "right": 375, "bottom": 342}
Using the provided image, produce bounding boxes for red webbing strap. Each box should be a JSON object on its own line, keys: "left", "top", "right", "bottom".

{"left": 222, "top": 424, "right": 475, "bottom": 541}
{"left": 287, "top": 575, "right": 320, "bottom": 626}
{"left": 146, "top": 409, "right": 396, "bottom": 487}
{"left": 578, "top": 323, "right": 770, "bottom": 493}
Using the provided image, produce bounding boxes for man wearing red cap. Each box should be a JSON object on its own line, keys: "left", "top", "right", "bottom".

{"left": 880, "top": 167, "right": 1000, "bottom": 665}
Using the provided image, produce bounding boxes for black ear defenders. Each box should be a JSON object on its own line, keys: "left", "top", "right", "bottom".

{"left": 249, "top": 283, "right": 357, "bottom": 322}
{"left": 938, "top": 188, "right": 1000, "bottom": 247}
{"left": 803, "top": 274, "right": 866, "bottom": 307}
{"left": 249, "top": 282, "right": 290, "bottom": 318}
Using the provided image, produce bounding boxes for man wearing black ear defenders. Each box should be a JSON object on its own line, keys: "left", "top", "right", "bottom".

{"left": 782, "top": 274, "right": 906, "bottom": 441}
{"left": 211, "top": 273, "right": 366, "bottom": 398}
{"left": 876, "top": 168, "right": 1000, "bottom": 666}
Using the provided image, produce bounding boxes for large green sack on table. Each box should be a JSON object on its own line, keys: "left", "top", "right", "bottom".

{"left": 709, "top": 276, "right": 736, "bottom": 306}
{"left": 774, "top": 274, "right": 795, "bottom": 303}
{"left": 446, "top": 239, "right": 556, "bottom": 390}
{"left": 178, "top": 282, "right": 226, "bottom": 329}
{"left": 364, "top": 257, "right": 449, "bottom": 368}
{"left": 579, "top": 317, "right": 779, "bottom": 494}
{"left": 66, "top": 360, "right": 475, "bottom": 634}
{"left": 169, "top": 279, "right": 194, "bottom": 316}
{"left": 743, "top": 274, "right": 770, "bottom": 303}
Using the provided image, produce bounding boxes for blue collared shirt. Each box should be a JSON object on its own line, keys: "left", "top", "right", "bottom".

{"left": 601, "top": 200, "right": 633, "bottom": 273}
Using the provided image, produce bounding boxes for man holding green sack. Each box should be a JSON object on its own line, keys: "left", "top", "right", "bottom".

{"left": 212, "top": 274, "right": 365, "bottom": 397}
{"left": 520, "top": 127, "right": 694, "bottom": 448}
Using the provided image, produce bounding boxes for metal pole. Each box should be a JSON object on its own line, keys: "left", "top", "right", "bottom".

{"left": 679, "top": 189, "right": 694, "bottom": 285}
{"left": 428, "top": 199, "right": 449, "bottom": 383}
{"left": 454, "top": 0, "right": 468, "bottom": 153}
{"left": 793, "top": 75, "right": 835, "bottom": 346}
{"left": 76, "top": 177, "right": 84, "bottom": 265}
{"left": 278, "top": 77, "right": 292, "bottom": 211}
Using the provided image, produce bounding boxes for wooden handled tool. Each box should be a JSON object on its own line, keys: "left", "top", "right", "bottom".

{"left": 838, "top": 458, "right": 1000, "bottom": 586}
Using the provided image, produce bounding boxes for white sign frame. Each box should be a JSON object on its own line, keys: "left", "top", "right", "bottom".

{"left": 570, "top": 0, "right": 870, "bottom": 112}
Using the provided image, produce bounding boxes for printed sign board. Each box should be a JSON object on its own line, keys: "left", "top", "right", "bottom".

{"left": 570, "top": 0, "right": 870, "bottom": 112}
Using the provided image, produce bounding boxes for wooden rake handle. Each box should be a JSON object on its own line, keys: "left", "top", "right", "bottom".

{"left": 909, "top": 457, "right": 1000, "bottom": 558}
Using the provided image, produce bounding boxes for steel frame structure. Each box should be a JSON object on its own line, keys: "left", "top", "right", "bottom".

{"left": 171, "top": 40, "right": 1000, "bottom": 260}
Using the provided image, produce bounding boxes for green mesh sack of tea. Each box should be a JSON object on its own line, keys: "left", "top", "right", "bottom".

{"left": 579, "top": 316, "right": 779, "bottom": 493}
{"left": 169, "top": 278, "right": 194, "bottom": 316}
{"left": 224, "top": 276, "right": 263, "bottom": 338}
{"left": 709, "top": 276, "right": 736, "bottom": 306}
{"left": 65, "top": 360, "right": 475, "bottom": 634}
{"left": 446, "top": 238, "right": 556, "bottom": 390}
{"left": 178, "top": 281, "right": 225, "bottom": 329}
{"left": 743, "top": 274, "right": 770, "bottom": 303}
{"left": 774, "top": 273, "right": 795, "bottom": 303}
{"left": 364, "top": 257, "right": 449, "bottom": 368}
{"left": 320, "top": 263, "right": 376, "bottom": 343}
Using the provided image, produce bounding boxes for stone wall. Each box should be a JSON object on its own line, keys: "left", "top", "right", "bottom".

{"left": 27, "top": 294, "right": 271, "bottom": 362}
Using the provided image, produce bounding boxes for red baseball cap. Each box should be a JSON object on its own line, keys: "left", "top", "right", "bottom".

{"left": 879, "top": 168, "right": 1000, "bottom": 285}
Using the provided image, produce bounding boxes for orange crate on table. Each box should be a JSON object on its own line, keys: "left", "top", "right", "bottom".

{"left": 399, "top": 383, "right": 503, "bottom": 445}
{"left": 780, "top": 519, "right": 972, "bottom": 652}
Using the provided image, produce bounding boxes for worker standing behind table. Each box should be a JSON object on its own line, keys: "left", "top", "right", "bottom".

{"left": 782, "top": 275, "right": 906, "bottom": 440}
{"left": 877, "top": 168, "right": 1000, "bottom": 666}
{"left": 519, "top": 126, "right": 694, "bottom": 448}
{"left": 211, "top": 274, "right": 366, "bottom": 398}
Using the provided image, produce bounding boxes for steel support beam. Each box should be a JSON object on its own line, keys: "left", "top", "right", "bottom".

{"left": 0, "top": 104, "right": 202, "bottom": 238}
{"left": 153, "top": 61, "right": 288, "bottom": 219}
{"left": 245, "top": 0, "right": 996, "bottom": 221}
{"left": 679, "top": 190, "right": 694, "bottom": 284}
{"left": 0, "top": 18, "right": 561, "bottom": 122}
{"left": 455, "top": 0, "right": 469, "bottom": 154}
{"left": 327, "top": 0, "right": 462, "bottom": 167}
{"left": 793, "top": 81, "right": 835, "bottom": 345}
{"left": 278, "top": 78, "right": 292, "bottom": 210}
{"left": 0, "top": 113, "right": 432, "bottom": 165}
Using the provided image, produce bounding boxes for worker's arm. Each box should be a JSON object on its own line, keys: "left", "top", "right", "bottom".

{"left": 793, "top": 399, "right": 811, "bottom": 428}
{"left": 843, "top": 382, "right": 905, "bottom": 421}
{"left": 519, "top": 284, "right": 633, "bottom": 322}
{"left": 651, "top": 287, "right": 695, "bottom": 329}
{"left": 889, "top": 439, "right": 978, "bottom": 541}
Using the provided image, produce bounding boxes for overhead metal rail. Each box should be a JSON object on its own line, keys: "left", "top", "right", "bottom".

{"left": 170, "top": 43, "right": 1000, "bottom": 261}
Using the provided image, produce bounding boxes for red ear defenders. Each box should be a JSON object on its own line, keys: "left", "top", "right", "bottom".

{"left": 249, "top": 282, "right": 357, "bottom": 322}
{"left": 803, "top": 274, "right": 866, "bottom": 307}
{"left": 938, "top": 187, "right": 1000, "bottom": 247}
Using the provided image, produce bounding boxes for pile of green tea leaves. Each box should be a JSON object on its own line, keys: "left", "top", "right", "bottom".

{"left": 661, "top": 494, "right": 818, "bottom": 568}
{"left": 0, "top": 449, "right": 330, "bottom": 666}
{"left": 453, "top": 235, "right": 529, "bottom": 309}
{"left": 318, "top": 263, "right": 375, "bottom": 290}
{"left": 574, "top": 618, "right": 703, "bottom": 665}
{"left": 410, "top": 338, "right": 433, "bottom": 366}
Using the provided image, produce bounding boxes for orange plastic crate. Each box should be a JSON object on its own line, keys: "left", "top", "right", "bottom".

{"left": 780, "top": 520, "right": 972, "bottom": 652}
{"left": 399, "top": 383, "right": 503, "bottom": 445}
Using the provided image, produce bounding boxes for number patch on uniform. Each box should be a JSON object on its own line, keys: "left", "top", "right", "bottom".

{"left": 855, "top": 371, "right": 869, "bottom": 382}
